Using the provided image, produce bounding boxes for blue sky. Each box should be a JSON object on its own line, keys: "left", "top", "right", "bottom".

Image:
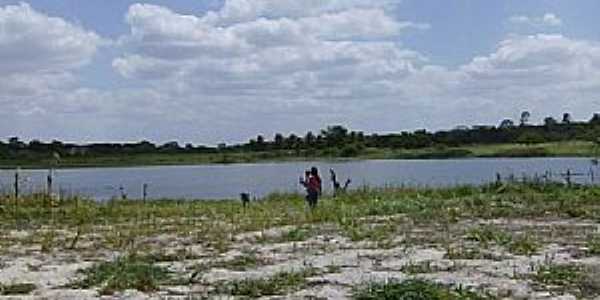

{"left": 1, "top": 0, "right": 599, "bottom": 144}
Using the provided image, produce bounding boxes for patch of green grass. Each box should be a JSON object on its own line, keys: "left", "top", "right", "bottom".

{"left": 466, "top": 226, "right": 512, "bottom": 246}
{"left": 216, "top": 268, "right": 319, "bottom": 297}
{"left": 0, "top": 283, "right": 36, "bottom": 295}
{"left": 353, "top": 279, "right": 492, "bottom": 300}
{"left": 508, "top": 235, "right": 539, "bottom": 256}
{"left": 534, "top": 264, "right": 583, "bottom": 287}
{"left": 445, "top": 245, "right": 488, "bottom": 260}
{"left": 283, "top": 226, "right": 312, "bottom": 242}
{"left": 531, "top": 264, "right": 600, "bottom": 297}
{"left": 586, "top": 235, "right": 600, "bottom": 255}
{"left": 211, "top": 252, "right": 267, "bottom": 271}
{"left": 143, "top": 248, "right": 199, "bottom": 262}
{"left": 343, "top": 221, "right": 396, "bottom": 243}
{"left": 401, "top": 261, "right": 438, "bottom": 274}
{"left": 69, "top": 255, "right": 171, "bottom": 295}
{"left": 325, "top": 264, "right": 342, "bottom": 274}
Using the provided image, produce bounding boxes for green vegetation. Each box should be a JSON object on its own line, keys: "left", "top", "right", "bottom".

{"left": 197, "top": 251, "right": 268, "bottom": 272}
{"left": 530, "top": 264, "right": 600, "bottom": 297}
{"left": 534, "top": 264, "right": 583, "bottom": 287}
{"left": 400, "top": 261, "right": 439, "bottom": 274}
{"left": 69, "top": 255, "right": 171, "bottom": 295}
{"left": 215, "top": 268, "right": 318, "bottom": 297}
{"left": 0, "top": 283, "right": 36, "bottom": 295}
{"left": 4, "top": 182, "right": 600, "bottom": 296}
{"left": 0, "top": 141, "right": 597, "bottom": 169}
{"left": 4, "top": 113, "right": 600, "bottom": 168}
{"left": 508, "top": 235, "right": 539, "bottom": 256}
{"left": 587, "top": 235, "right": 600, "bottom": 255}
{"left": 4, "top": 182, "right": 600, "bottom": 246}
{"left": 353, "top": 279, "right": 491, "bottom": 300}
{"left": 445, "top": 245, "right": 487, "bottom": 260}
{"left": 466, "top": 226, "right": 512, "bottom": 247}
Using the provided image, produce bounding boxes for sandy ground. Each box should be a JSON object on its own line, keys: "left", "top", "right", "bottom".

{"left": 1, "top": 217, "right": 600, "bottom": 299}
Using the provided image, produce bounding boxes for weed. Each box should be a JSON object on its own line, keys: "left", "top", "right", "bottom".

{"left": 400, "top": 261, "right": 438, "bottom": 274}
{"left": 353, "top": 279, "right": 491, "bottom": 300}
{"left": 69, "top": 255, "right": 170, "bottom": 295}
{"left": 343, "top": 221, "right": 396, "bottom": 243}
{"left": 466, "top": 226, "right": 512, "bottom": 246}
{"left": 586, "top": 235, "right": 600, "bottom": 255}
{"left": 210, "top": 252, "right": 267, "bottom": 271}
{"left": 325, "top": 264, "right": 342, "bottom": 274}
{"left": 0, "top": 283, "right": 36, "bottom": 295}
{"left": 508, "top": 235, "right": 539, "bottom": 256}
{"left": 40, "top": 230, "right": 58, "bottom": 253}
{"left": 534, "top": 264, "right": 583, "bottom": 287}
{"left": 216, "top": 268, "right": 319, "bottom": 297}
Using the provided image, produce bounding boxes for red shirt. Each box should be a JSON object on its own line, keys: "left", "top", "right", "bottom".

{"left": 308, "top": 175, "right": 321, "bottom": 193}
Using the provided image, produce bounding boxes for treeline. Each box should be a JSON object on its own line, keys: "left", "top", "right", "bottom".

{"left": 2, "top": 112, "right": 600, "bottom": 160}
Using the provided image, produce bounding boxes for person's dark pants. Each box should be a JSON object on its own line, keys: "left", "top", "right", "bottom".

{"left": 306, "top": 190, "right": 318, "bottom": 209}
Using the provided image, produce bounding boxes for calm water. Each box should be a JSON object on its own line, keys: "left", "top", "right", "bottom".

{"left": 0, "top": 158, "right": 597, "bottom": 201}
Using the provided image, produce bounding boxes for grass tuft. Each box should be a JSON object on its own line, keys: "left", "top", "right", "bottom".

{"left": 0, "top": 283, "right": 36, "bottom": 295}
{"left": 353, "top": 279, "right": 491, "bottom": 300}
{"left": 508, "top": 234, "right": 539, "bottom": 256}
{"left": 216, "top": 268, "right": 318, "bottom": 297}
{"left": 69, "top": 255, "right": 170, "bottom": 295}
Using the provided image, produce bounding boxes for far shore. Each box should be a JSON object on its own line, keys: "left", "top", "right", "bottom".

{"left": 0, "top": 141, "right": 597, "bottom": 170}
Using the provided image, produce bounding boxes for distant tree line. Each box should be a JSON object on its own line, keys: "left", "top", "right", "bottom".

{"left": 2, "top": 112, "right": 600, "bottom": 160}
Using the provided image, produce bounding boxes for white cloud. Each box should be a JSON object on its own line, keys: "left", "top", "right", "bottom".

{"left": 509, "top": 13, "right": 563, "bottom": 27}
{"left": 114, "top": 2, "right": 426, "bottom": 100}
{"left": 106, "top": 3, "right": 600, "bottom": 143}
{"left": 0, "top": 3, "right": 101, "bottom": 99}
{"left": 6, "top": 2, "right": 600, "bottom": 145}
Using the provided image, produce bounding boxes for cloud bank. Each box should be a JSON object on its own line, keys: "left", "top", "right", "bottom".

{"left": 2, "top": 2, "right": 600, "bottom": 144}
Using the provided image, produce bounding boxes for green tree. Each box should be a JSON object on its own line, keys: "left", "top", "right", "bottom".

{"left": 304, "top": 131, "right": 315, "bottom": 147}
{"left": 274, "top": 133, "right": 284, "bottom": 149}
{"left": 520, "top": 111, "right": 531, "bottom": 126}
{"left": 543, "top": 117, "right": 558, "bottom": 127}
{"left": 499, "top": 119, "right": 515, "bottom": 129}
{"left": 321, "top": 125, "right": 349, "bottom": 147}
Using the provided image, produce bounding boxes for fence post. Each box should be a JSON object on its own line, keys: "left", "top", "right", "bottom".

{"left": 14, "top": 169, "right": 19, "bottom": 200}
{"left": 142, "top": 183, "right": 148, "bottom": 203}
{"left": 47, "top": 169, "right": 53, "bottom": 199}
{"left": 565, "top": 169, "right": 572, "bottom": 187}
{"left": 13, "top": 168, "right": 20, "bottom": 220}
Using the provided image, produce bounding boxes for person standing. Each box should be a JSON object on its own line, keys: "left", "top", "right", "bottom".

{"left": 302, "top": 167, "right": 321, "bottom": 209}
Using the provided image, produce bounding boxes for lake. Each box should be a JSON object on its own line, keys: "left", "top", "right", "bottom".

{"left": 0, "top": 158, "right": 597, "bottom": 200}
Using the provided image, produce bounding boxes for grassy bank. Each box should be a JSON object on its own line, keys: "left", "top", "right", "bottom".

{"left": 3, "top": 182, "right": 600, "bottom": 298}
{"left": 3, "top": 181, "right": 600, "bottom": 230}
{"left": 0, "top": 141, "right": 596, "bottom": 169}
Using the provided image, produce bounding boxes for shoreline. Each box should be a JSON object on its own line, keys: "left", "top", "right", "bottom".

{"left": 0, "top": 153, "right": 597, "bottom": 170}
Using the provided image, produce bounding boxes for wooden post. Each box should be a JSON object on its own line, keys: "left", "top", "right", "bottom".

{"left": 142, "top": 183, "right": 148, "bottom": 203}
{"left": 47, "top": 169, "right": 53, "bottom": 199}
{"left": 14, "top": 169, "right": 19, "bottom": 200}
{"left": 13, "top": 169, "right": 18, "bottom": 219}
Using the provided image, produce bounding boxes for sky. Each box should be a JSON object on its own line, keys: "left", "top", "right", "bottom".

{"left": 1, "top": 0, "right": 600, "bottom": 145}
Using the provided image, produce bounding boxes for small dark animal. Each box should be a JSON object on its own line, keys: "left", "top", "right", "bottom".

{"left": 240, "top": 193, "right": 251, "bottom": 207}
